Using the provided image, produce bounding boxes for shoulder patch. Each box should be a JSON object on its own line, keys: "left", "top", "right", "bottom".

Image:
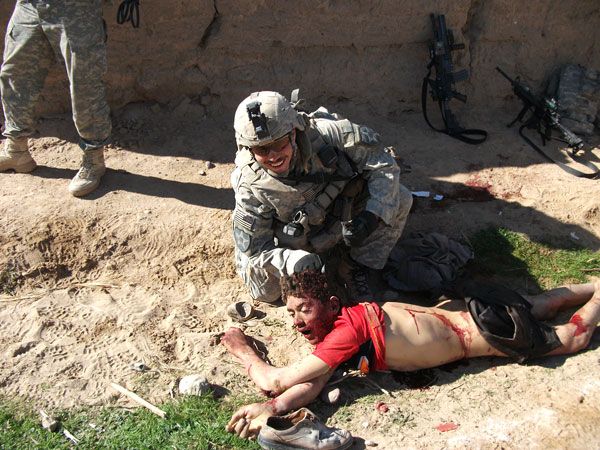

{"left": 234, "top": 227, "right": 251, "bottom": 253}
{"left": 234, "top": 210, "right": 257, "bottom": 232}
{"left": 358, "top": 126, "right": 381, "bottom": 145}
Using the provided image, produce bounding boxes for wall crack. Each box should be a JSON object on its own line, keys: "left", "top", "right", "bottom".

{"left": 199, "top": 0, "right": 220, "bottom": 49}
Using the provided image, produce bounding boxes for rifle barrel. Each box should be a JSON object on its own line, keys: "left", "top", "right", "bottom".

{"left": 495, "top": 66, "right": 513, "bottom": 84}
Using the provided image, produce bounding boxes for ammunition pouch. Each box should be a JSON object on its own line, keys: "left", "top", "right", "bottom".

{"left": 308, "top": 176, "right": 367, "bottom": 253}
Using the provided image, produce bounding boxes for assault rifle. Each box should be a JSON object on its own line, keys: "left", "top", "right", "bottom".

{"left": 496, "top": 67, "right": 598, "bottom": 179}
{"left": 422, "top": 14, "right": 487, "bottom": 144}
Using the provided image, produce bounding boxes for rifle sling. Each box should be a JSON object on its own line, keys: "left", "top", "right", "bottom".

{"left": 518, "top": 124, "right": 600, "bottom": 180}
{"left": 421, "top": 72, "right": 488, "bottom": 145}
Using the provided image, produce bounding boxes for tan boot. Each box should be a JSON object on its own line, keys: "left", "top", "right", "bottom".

{"left": 0, "top": 137, "right": 37, "bottom": 173}
{"left": 68, "top": 148, "right": 106, "bottom": 197}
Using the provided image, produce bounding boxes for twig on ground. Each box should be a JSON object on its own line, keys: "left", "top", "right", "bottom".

{"left": 62, "top": 428, "right": 79, "bottom": 445}
{"left": 581, "top": 268, "right": 600, "bottom": 273}
{"left": 364, "top": 377, "right": 396, "bottom": 398}
{"left": 110, "top": 382, "right": 166, "bottom": 418}
{"left": 326, "top": 369, "right": 363, "bottom": 386}
{"left": 448, "top": 381, "right": 466, "bottom": 392}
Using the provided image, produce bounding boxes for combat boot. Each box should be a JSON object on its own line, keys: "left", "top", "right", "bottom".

{"left": 68, "top": 148, "right": 106, "bottom": 197}
{"left": 0, "top": 137, "right": 37, "bottom": 173}
{"left": 336, "top": 254, "right": 374, "bottom": 302}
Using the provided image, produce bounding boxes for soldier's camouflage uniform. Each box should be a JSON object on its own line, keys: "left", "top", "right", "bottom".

{"left": 1, "top": 0, "right": 111, "bottom": 148}
{"left": 231, "top": 110, "right": 413, "bottom": 302}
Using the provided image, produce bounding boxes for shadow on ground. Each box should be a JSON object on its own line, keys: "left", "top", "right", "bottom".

{"left": 31, "top": 165, "right": 234, "bottom": 209}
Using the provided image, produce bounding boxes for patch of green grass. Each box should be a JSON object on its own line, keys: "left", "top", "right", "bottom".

{"left": 0, "top": 395, "right": 260, "bottom": 449}
{"left": 333, "top": 404, "right": 354, "bottom": 424}
{"left": 470, "top": 228, "right": 599, "bottom": 290}
{"left": 390, "top": 409, "right": 414, "bottom": 428}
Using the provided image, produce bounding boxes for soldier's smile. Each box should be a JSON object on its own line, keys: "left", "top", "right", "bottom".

{"left": 263, "top": 152, "right": 291, "bottom": 172}
{"left": 252, "top": 133, "right": 294, "bottom": 174}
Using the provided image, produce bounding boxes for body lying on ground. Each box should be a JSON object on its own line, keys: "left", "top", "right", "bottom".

{"left": 221, "top": 269, "right": 600, "bottom": 439}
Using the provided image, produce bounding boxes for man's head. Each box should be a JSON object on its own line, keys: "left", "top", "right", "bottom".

{"left": 280, "top": 270, "right": 340, "bottom": 345}
{"left": 234, "top": 91, "right": 305, "bottom": 175}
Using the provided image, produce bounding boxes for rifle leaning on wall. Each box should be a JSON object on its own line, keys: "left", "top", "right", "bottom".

{"left": 422, "top": 13, "right": 487, "bottom": 145}
{"left": 496, "top": 67, "right": 599, "bottom": 179}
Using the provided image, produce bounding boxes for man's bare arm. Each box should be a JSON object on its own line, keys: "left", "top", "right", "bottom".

{"left": 227, "top": 371, "right": 333, "bottom": 439}
{"left": 221, "top": 327, "right": 331, "bottom": 394}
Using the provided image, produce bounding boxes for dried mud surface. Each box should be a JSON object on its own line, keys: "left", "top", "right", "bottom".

{"left": 1, "top": 106, "right": 599, "bottom": 449}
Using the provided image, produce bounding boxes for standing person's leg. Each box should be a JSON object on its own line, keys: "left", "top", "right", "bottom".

{"left": 45, "top": 0, "right": 111, "bottom": 196}
{"left": 0, "top": 1, "right": 54, "bottom": 172}
{"left": 546, "top": 281, "right": 600, "bottom": 356}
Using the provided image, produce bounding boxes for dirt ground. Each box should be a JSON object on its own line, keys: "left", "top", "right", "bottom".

{"left": 0, "top": 103, "right": 599, "bottom": 449}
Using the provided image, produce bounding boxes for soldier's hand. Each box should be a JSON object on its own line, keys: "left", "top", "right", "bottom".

{"left": 292, "top": 253, "right": 323, "bottom": 274}
{"left": 342, "top": 210, "right": 380, "bottom": 247}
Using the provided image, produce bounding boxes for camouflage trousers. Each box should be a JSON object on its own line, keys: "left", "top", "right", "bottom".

{"left": 235, "top": 184, "right": 413, "bottom": 302}
{"left": 1, "top": 0, "right": 111, "bottom": 147}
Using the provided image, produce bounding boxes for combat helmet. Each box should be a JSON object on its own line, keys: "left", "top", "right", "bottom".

{"left": 234, "top": 91, "right": 306, "bottom": 150}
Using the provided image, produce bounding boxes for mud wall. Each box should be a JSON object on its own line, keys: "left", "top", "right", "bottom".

{"left": 1, "top": 0, "right": 599, "bottom": 119}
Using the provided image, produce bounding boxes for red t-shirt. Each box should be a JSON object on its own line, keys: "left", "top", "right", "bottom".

{"left": 312, "top": 302, "right": 387, "bottom": 371}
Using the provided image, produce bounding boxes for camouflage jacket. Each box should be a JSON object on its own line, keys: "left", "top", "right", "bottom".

{"left": 230, "top": 112, "right": 402, "bottom": 276}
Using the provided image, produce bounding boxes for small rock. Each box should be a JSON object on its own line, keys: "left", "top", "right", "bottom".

{"left": 578, "top": 395, "right": 585, "bottom": 403}
{"left": 361, "top": 421, "right": 369, "bottom": 428}
{"left": 39, "top": 410, "right": 60, "bottom": 432}
{"left": 375, "top": 401, "right": 389, "bottom": 413}
{"left": 365, "top": 440, "right": 378, "bottom": 447}
{"left": 130, "top": 361, "right": 150, "bottom": 372}
{"left": 199, "top": 170, "right": 207, "bottom": 176}
{"left": 319, "top": 386, "right": 341, "bottom": 404}
{"left": 205, "top": 161, "right": 215, "bottom": 169}
{"left": 179, "top": 374, "right": 211, "bottom": 396}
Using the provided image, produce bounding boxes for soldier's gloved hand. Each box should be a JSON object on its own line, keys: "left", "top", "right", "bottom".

{"left": 342, "top": 211, "right": 380, "bottom": 247}
{"left": 291, "top": 253, "right": 323, "bottom": 274}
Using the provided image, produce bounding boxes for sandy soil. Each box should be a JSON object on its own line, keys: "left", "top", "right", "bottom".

{"left": 0, "top": 103, "right": 599, "bottom": 449}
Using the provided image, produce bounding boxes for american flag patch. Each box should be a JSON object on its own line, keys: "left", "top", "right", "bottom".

{"left": 234, "top": 210, "right": 256, "bottom": 232}
{"left": 302, "top": 186, "right": 319, "bottom": 202}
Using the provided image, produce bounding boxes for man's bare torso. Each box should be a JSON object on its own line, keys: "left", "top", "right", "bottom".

{"left": 381, "top": 300, "right": 504, "bottom": 371}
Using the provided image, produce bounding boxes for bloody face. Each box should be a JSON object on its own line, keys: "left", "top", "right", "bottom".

{"left": 286, "top": 294, "right": 338, "bottom": 345}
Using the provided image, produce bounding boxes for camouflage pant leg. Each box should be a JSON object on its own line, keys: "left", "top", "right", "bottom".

{"left": 351, "top": 183, "right": 413, "bottom": 269}
{"left": 235, "top": 248, "right": 282, "bottom": 303}
{"left": 49, "top": 0, "right": 111, "bottom": 144}
{"left": 1, "top": 1, "right": 55, "bottom": 138}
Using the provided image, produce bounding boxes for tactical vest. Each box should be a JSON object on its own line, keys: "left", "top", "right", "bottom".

{"left": 237, "top": 116, "right": 358, "bottom": 251}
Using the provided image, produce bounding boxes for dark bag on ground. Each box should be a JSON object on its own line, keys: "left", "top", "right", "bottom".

{"left": 383, "top": 232, "right": 473, "bottom": 292}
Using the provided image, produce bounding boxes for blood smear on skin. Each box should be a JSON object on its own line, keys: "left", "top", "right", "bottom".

{"left": 569, "top": 314, "right": 588, "bottom": 337}
{"left": 436, "top": 422, "right": 459, "bottom": 432}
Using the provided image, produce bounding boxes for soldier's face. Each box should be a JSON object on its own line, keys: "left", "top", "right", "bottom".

{"left": 251, "top": 130, "right": 295, "bottom": 174}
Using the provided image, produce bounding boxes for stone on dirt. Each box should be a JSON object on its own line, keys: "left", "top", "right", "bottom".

{"left": 178, "top": 374, "right": 211, "bottom": 396}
